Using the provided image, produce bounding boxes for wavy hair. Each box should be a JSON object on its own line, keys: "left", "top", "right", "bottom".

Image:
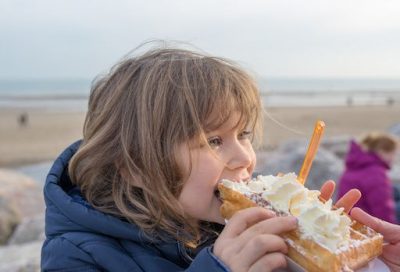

{"left": 68, "top": 44, "right": 263, "bottom": 246}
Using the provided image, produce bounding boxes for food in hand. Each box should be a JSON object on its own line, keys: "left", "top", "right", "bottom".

{"left": 218, "top": 173, "right": 383, "bottom": 272}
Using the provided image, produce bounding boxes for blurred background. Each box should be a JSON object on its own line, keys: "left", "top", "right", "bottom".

{"left": 1, "top": 0, "right": 400, "bottom": 270}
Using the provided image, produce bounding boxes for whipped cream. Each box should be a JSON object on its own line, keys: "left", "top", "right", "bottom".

{"left": 221, "top": 173, "right": 352, "bottom": 252}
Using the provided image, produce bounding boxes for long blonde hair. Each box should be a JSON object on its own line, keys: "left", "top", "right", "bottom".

{"left": 69, "top": 45, "right": 263, "bottom": 245}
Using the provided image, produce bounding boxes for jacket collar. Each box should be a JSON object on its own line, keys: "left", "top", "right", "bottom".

{"left": 44, "top": 141, "right": 221, "bottom": 267}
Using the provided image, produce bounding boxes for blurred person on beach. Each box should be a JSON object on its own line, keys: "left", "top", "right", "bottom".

{"left": 338, "top": 132, "right": 399, "bottom": 224}
{"left": 41, "top": 43, "right": 361, "bottom": 271}
{"left": 351, "top": 207, "right": 400, "bottom": 271}
{"left": 17, "top": 112, "right": 28, "bottom": 127}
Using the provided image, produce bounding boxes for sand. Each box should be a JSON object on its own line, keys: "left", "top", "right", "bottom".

{"left": 0, "top": 109, "right": 85, "bottom": 167}
{"left": 262, "top": 105, "right": 400, "bottom": 149}
{"left": 1, "top": 105, "right": 400, "bottom": 167}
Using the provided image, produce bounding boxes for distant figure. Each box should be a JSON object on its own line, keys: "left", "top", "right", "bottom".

{"left": 18, "top": 112, "right": 28, "bottom": 127}
{"left": 338, "top": 132, "right": 398, "bottom": 223}
{"left": 346, "top": 96, "right": 353, "bottom": 106}
{"left": 387, "top": 97, "right": 395, "bottom": 106}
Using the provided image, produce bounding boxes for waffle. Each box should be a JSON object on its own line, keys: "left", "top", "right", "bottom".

{"left": 218, "top": 175, "right": 383, "bottom": 272}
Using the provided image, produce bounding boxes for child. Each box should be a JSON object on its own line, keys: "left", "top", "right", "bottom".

{"left": 41, "top": 44, "right": 356, "bottom": 271}
{"left": 338, "top": 133, "right": 398, "bottom": 224}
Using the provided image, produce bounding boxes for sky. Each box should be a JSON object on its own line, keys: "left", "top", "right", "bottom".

{"left": 1, "top": 0, "right": 400, "bottom": 79}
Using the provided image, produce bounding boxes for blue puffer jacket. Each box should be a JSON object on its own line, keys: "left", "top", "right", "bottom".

{"left": 41, "top": 141, "right": 229, "bottom": 272}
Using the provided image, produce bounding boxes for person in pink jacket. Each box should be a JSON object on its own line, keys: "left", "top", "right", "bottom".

{"left": 338, "top": 133, "right": 398, "bottom": 223}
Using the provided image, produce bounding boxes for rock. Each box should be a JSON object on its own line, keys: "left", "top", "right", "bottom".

{"left": 0, "top": 169, "right": 44, "bottom": 245}
{"left": 0, "top": 197, "right": 20, "bottom": 244}
{"left": 16, "top": 162, "right": 52, "bottom": 187}
{"left": 274, "top": 138, "right": 308, "bottom": 153}
{"left": 390, "top": 163, "right": 400, "bottom": 185}
{"left": 256, "top": 144, "right": 344, "bottom": 197}
{"left": 0, "top": 169, "right": 45, "bottom": 218}
{"left": 269, "top": 136, "right": 352, "bottom": 160}
{"left": 0, "top": 241, "right": 42, "bottom": 272}
{"left": 7, "top": 214, "right": 45, "bottom": 245}
{"left": 388, "top": 123, "right": 400, "bottom": 137}
{"left": 320, "top": 135, "right": 352, "bottom": 160}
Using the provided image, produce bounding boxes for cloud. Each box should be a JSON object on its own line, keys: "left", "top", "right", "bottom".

{"left": 1, "top": 0, "right": 400, "bottom": 78}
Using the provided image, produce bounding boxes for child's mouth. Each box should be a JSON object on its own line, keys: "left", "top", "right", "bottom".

{"left": 214, "top": 189, "right": 221, "bottom": 201}
{"left": 214, "top": 177, "right": 251, "bottom": 201}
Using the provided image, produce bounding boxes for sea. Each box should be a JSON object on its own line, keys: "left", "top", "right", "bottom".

{"left": 1, "top": 78, "right": 400, "bottom": 111}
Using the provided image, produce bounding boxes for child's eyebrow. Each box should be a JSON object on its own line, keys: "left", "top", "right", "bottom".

{"left": 203, "top": 128, "right": 219, "bottom": 134}
{"left": 202, "top": 112, "right": 251, "bottom": 133}
{"left": 203, "top": 123, "right": 249, "bottom": 135}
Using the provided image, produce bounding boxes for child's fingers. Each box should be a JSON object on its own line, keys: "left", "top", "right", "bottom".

{"left": 220, "top": 207, "right": 276, "bottom": 240}
{"left": 248, "top": 252, "right": 287, "bottom": 272}
{"left": 238, "top": 216, "right": 297, "bottom": 243}
{"left": 335, "top": 189, "right": 361, "bottom": 213}
{"left": 381, "top": 245, "right": 400, "bottom": 269}
{"left": 214, "top": 208, "right": 276, "bottom": 262}
{"left": 351, "top": 207, "right": 400, "bottom": 242}
{"left": 350, "top": 207, "right": 377, "bottom": 227}
{"left": 237, "top": 234, "right": 288, "bottom": 270}
{"left": 319, "top": 180, "right": 335, "bottom": 201}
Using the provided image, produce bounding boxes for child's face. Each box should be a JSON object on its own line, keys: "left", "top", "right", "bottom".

{"left": 377, "top": 148, "right": 397, "bottom": 166}
{"left": 178, "top": 112, "right": 256, "bottom": 224}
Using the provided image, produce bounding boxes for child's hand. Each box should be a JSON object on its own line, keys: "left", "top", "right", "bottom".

{"left": 351, "top": 207, "right": 400, "bottom": 272}
{"left": 319, "top": 180, "right": 361, "bottom": 212}
{"left": 213, "top": 207, "right": 297, "bottom": 272}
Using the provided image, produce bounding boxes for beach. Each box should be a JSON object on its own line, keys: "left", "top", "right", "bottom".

{"left": 0, "top": 109, "right": 85, "bottom": 167}
{"left": 1, "top": 105, "right": 400, "bottom": 167}
{"left": 262, "top": 105, "right": 400, "bottom": 148}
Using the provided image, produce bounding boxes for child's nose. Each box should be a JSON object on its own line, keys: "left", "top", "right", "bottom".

{"left": 226, "top": 141, "right": 253, "bottom": 170}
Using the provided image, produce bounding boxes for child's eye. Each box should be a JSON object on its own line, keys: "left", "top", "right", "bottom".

{"left": 238, "top": 130, "right": 253, "bottom": 139}
{"left": 207, "top": 136, "right": 223, "bottom": 148}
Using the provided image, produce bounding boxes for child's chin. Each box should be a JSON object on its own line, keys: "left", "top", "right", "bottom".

{"left": 206, "top": 218, "right": 225, "bottom": 225}
{"left": 205, "top": 210, "right": 225, "bottom": 225}
{"left": 212, "top": 213, "right": 225, "bottom": 225}
{"left": 208, "top": 197, "right": 224, "bottom": 224}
